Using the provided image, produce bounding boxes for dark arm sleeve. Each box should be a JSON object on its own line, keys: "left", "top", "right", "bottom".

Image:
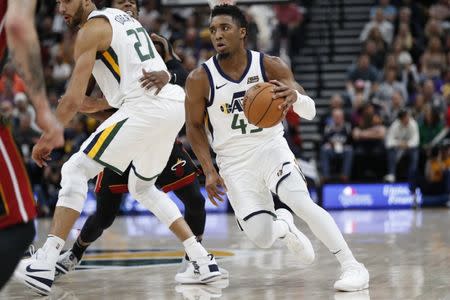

{"left": 166, "top": 59, "right": 188, "bottom": 87}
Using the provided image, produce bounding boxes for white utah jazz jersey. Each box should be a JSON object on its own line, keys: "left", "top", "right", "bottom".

{"left": 202, "top": 50, "right": 284, "bottom": 158}
{"left": 88, "top": 8, "right": 183, "bottom": 107}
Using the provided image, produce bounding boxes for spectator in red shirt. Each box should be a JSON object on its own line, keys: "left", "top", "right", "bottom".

{"left": 0, "top": 63, "right": 26, "bottom": 95}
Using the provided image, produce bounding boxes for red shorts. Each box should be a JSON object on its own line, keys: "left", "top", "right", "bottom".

{"left": 0, "top": 125, "right": 36, "bottom": 229}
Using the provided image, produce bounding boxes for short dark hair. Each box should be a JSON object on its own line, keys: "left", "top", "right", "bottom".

{"left": 398, "top": 108, "right": 409, "bottom": 119}
{"left": 211, "top": 4, "right": 248, "bottom": 31}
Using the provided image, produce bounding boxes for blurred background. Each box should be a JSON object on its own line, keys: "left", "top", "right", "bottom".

{"left": 1, "top": 0, "right": 449, "bottom": 217}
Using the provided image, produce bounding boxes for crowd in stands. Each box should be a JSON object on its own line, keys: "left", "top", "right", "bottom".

{"left": 320, "top": 0, "right": 450, "bottom": 201}
{"left": 0, "top": 0, "right": 307, "bottom": 215}
{"left": 2, "top": 0, "right": 449, "bottom": 214}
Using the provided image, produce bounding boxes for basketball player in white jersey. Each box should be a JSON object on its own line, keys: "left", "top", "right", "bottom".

{"left": 185, "top": 4, "right": 369, "bottom": 292}
{"left": 14, "top": 0, "right": 221, "bottom": 295}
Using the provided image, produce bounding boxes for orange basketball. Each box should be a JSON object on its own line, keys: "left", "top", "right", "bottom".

{"left": 243, "top": 82, "right": 285, "bottom": 128}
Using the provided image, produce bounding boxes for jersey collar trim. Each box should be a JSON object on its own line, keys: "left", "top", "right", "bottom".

{"left": 212, "top": 49, "right": 252, "bottom": 84}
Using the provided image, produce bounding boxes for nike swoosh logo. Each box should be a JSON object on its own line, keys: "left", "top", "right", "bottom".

{"left": 26, "top": 265, "right": 51, "bottom": 273}
{"left": 215, "top": 83, "right": 227, "bottom": 89}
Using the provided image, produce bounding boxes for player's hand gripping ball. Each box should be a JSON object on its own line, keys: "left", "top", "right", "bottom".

{"left": 243, "top": 82, "right": 285, "bottom": 128}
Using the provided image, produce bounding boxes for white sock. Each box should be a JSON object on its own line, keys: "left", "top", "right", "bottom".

{"left": 334, "top": 248, "right": 358, "bottom": 267}
{"left": 183, "top": 236, "right": 208, "bottom": 260}
{"left": 42, "top": 235, "right": 65, "bottom": 265}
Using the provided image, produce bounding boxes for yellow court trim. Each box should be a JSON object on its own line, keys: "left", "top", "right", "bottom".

{"left": 87, "top": 123, "right": 116, "bottom": 159}
{"left": 102, "top": 51, "right": 121, "bottom": 76}
{"left": 83, "top": 250, "right": 234, "bottom": 260}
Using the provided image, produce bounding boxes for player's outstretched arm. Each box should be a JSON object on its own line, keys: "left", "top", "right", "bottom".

{"left": 56, "top": 18, "right": 111, "bottom": 126}
{"left": 185, "top": 67, "right": 227, "bottom": 205}
{"left": 6, "top": 0, "right": 46, "bottom": 114}
{"left": 263, "top": 55, "right": 316, "bottom": 120}
{"left": 6, "top": 0, "right": 64, "bottom": 148}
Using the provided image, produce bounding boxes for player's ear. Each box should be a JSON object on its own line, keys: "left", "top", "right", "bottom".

{"left": 240, "top": 28, "right": 247, "bottom": 40}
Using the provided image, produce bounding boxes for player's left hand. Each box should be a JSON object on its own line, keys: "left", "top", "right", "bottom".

{"left": 32, "top": 135, "right": 54, "bottom": 167}
{"left": 204, "top": 169, "right": 228, "bottom": 207}
{"left": 270, "top": 80, "right": 297, "bottom": 117}
{"left": 140, "top": 69, "right": 170, "bottom": 95}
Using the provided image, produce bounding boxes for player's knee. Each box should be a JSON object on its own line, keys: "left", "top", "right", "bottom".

{"left": 247, "top": 229, "right": 274, "bottom": 249}
{"left": 184, "top": 191, "right": 206, "bottom": 213}
{"left": 57, "top": 154, "right": 95, "bottom": 212}
{"left": 176, "top": 180, "right": 206, "bottom": 211}
{"left": 243, "top": 219, "right": 276, "bottom": 249}
{"left": 97, "top": 213, "right": 116, "bottom": 229}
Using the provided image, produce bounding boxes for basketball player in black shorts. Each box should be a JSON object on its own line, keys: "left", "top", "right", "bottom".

{"left": 53, "top": 0, "right": 227, "bottom": 283}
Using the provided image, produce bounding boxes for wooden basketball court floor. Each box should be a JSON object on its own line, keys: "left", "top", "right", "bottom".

{"left": 1, "top": 209, "right": 450, "bottom": 300}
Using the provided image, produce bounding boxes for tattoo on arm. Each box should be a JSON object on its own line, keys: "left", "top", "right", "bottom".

{"left": 9, "top": 47, "right": 46, "bottom": 96}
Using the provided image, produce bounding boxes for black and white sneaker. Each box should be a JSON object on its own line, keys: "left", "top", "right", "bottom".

{"left": 175, "top": 254, "right": 221, "bottom": 284}
{"left": 178, "top": 256, "right": 229, "bottom": 281}
{"left": 55, "top": 250, "right": 79, "bottom": 280}
{"left": 14, "top": 247, "right": 55, "bottom": 296}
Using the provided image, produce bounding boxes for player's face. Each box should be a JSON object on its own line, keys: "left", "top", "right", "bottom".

{"left": 209, "top": 15, "right": 245, "bottom": 57}
{"left": 112, "top": 0, "right": 138, "bottom": 18}
{"left": 57, "top": 0, "right": 85, "bottom": 29}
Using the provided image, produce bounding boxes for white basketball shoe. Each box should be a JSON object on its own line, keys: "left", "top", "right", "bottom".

{"left": 175, "top": 254, "right": 222, "bottom": 284}
{"left": 55, "top": 250, "right": 79, "bottom": 279}
{"left": 334, "top": 262, "right": 370, "bottom": 292}
{"left": 276, "top": 208, "right": 315, "bottom": 265}
{"left": 177, "top": 256, "right": 229, "bottom": 282}
{"left": 14, "top": 247, "right": 55, "bottom": 296}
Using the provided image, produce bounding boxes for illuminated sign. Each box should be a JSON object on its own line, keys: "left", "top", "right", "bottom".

{"left": 323, "top": 183, "right": 422, "bottom": 209}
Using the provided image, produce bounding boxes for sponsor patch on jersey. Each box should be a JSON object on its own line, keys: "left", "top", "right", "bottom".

{"left": 66, "top": 248, "right": 234, "bottom": 270}
{"left": 247, "top": 76, "right": 259, "bottom": 84}
{"left": 115, "top": 14, "right": 133, "bottom": 25}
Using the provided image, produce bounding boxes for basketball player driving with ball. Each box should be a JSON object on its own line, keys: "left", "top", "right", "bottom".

{"left": 185, "top": 4, "right": 369, "bottom": 292}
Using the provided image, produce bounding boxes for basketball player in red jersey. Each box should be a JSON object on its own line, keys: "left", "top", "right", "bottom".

{"left": 0, "top": 0, "right": 64, "bottom": 290}
{"left": 185, "top": 4, "right": 369, "bottom": 292}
